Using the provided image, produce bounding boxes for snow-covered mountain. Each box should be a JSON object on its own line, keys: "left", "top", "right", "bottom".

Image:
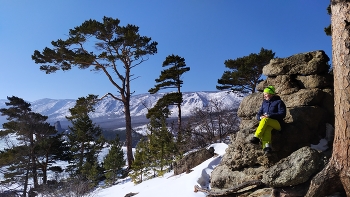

{"left": 0, "top": 91, "right": 244, "bottom": 129}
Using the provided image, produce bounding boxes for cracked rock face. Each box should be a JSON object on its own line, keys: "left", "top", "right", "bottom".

{"left": 210, "top": 50, "right": 333, "bottom": 192}
{"left": 262, "top": 146, "right": 324, "bottom": 187}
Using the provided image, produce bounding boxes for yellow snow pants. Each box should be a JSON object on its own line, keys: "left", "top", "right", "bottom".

{"left": 254, "top": 118, "right": 281, "bottom": 148}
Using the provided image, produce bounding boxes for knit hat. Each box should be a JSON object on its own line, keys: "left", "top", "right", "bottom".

{"left": 263, "top": 86, "right": 275, "bottom": 95}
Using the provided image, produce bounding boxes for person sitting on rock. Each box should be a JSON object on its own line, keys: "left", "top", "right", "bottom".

{"left": 250, "top": 86, "right": 286, "bottom": 154}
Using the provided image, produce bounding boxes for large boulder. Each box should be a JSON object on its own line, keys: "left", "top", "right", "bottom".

{"left": 173, "top": 147, "right": 214, "bottom": 175}
{"left": 262, "top": 146, "right": 324, "bottom": 187}
{"left": 262, "top": 50, "right": 330, "bottom": 76}
{"left": 210, "top": 165, "right": 266, "bottom": 189}
{"left": 237, "top": 93, "right": 262, "bottom": 119}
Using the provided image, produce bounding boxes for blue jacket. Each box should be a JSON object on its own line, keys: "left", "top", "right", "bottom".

{"left": 256, "top": 95, "right": 286, "bottom": 123}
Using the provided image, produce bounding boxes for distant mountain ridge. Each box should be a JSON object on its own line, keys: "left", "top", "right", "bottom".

{"left": 0, "top": 91, "right": 244, "bottom": 129}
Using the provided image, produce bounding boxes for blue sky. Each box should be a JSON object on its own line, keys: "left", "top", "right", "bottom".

{"left": 0, "top": 1, "right": 331, "bottom": 101}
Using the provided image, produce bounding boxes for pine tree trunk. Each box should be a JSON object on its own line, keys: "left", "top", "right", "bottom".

{"left": 124, "top": 99, "right": 134, "bottom": 169}
{"left": 331, "top": 1, "right": 350, "bottom": 195}
{"left": 177, "top": 87, "right": 183, "bottom": 148}
{"left": 42, "top": 165, "right": 47, "bottom": 185}
{"left": 177, "top": 102, "right": 182, "bottom": 139}
{"left": 42, "top": 152, "right": 49, "bottom": 184}
{"left": 124, "top": 64, "right": 134, "bottom": 169}
{"left": 306, "top": 1, "right": 350, "bottom": 196}
{"left": 79, "top": 142, "right": 85, "bottom": 170}
{"left": 22, "top": 161, "right": 30, "bottom": 197}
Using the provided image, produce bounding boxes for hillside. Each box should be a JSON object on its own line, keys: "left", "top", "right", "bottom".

{"left": 0, "top": 91, "right": 244, "bottom": 130}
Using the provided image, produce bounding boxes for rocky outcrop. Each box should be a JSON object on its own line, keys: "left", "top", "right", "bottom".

{"left": 54, "top": 121, "right": 64, "bottom": 133}
{"left": 173, "top": 147, "right": 215, "bottom": 175}
{"left": 262, "top": 146, "right": 324, "bottom": 187}
{"left": 210, "top": 50, "right": 333, "bottom": 196}
{"left": 262, "top": 50, "right": 330, "bottom": 76}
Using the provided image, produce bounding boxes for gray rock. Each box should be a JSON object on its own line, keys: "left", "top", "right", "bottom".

{"left": 173, "top": 147, "right": 214, "bottom": 175}
{"left": 210, "top": 164, "right": 265, "bottom": 189}
{"left": 296, "top": 74, "right": 333, "bottom": 89}
{"left": 219, "top": 129, "right": 266, "bottom": 170}
{"left": 285, "top": 106, "right": 328, "bottom": 130}
{"left": 248, "top": 188, "right": 273, "bottom": 197}
{"left": 54, "top": 121, "right": 64, "bottom": 132}
{"left": 237, "top": 93, "right": 262, "bottom": 119}
{"left": 257, "top": 75, "right": 300, "bottom": 95}
{"left": 262, "top": 146, "right": 324, "bottom": 187}
{"left": 281, "top": 88, "right": 324, "bottom": 108}
{"left": 124, "top": 192, "right": 138, "bottom": 197}
{"left": 263, "top": 50, "right": 330, "bottom": 76}
{"left": 239, "top": 119, "right": 259, "bottom": 130}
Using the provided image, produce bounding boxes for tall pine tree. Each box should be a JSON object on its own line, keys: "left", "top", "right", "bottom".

{"left": 217, "top": 48, "right": 275, "bottom": 93}
{"left": 32, "top": 17, "right": 158, "bottom": 168}
{"left": 148, "top": 54, "right": 190, "bottom": 144}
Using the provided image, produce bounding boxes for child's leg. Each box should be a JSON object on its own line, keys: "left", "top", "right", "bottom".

{"left": 254, "top": 118, "right": 281, "bottom": 148}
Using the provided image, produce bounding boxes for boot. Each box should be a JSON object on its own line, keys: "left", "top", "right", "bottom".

{"left": 263, "top": 147, "right": 272, "bottom": 154}
{"left": 249, "top": 137, "right": 260, "bottom": 144}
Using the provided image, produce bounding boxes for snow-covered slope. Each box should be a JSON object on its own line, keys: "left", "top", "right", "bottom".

{"left": 95, "top": 143, "right": 228, "bottom": 197}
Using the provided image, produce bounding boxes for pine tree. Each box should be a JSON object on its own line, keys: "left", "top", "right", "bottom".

{"left": 147, "top": 116, "right": 176, "bottom": 176}
{"left": 148, "top": 54, "right": 190, "bottom": 143}
{"left": 217, "top": 48, "right": 276, "bottom": 93}
{"left": 32, "top": 16, "right": 158, "bottom": 168}
{"left": 103, "top": 136, "right": 125, "bottom": 185}
{"left": 130, "top": 138, "right": 151, "bottom": 184}
{"left": 34, "top": 124, "right": 65, "bottom": 185}
{"left": 81, "top": 160, "right": 100, "bottom": 187}
{"left": 0, "top": 145, "right": 29, "bottom": 189}
{"left": 0, "top": 96, "right": 62, "bottom": 196}
{"left": 65, "top": 95, "right": 105, "bottom": 183}
{"left": 1, "top": 97, "right": 29, "bottom": 192}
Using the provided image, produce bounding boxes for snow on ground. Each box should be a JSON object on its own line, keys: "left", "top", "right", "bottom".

{"left": 0, "top": 127, "right": 227, "bottom": 196}
{"left": 95, "top": 143, "right": 228, "bottom": 197}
